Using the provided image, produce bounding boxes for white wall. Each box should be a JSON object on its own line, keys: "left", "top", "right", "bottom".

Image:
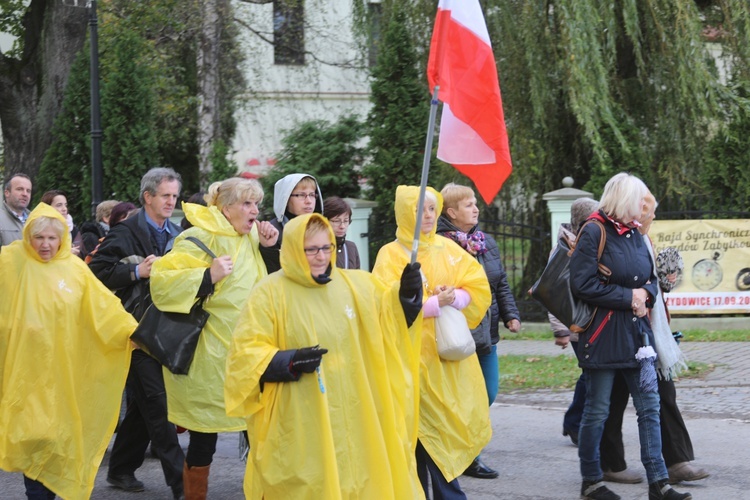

{"left": 231, "top": 0, "right": 372, "bottom": 176}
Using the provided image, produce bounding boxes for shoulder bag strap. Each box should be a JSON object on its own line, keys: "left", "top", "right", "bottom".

{"left": 184, "top": 236, "right": 217, "bottom": 259}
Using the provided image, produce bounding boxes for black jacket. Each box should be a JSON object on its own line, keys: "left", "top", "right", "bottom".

{"left": 89, "top": 209, "right": 182, "bottom": 318}
{"left": 570, "top": 212, "right": 658, "bottom": 369}
{"left": 437, "top": 216, "right": 520, "bottom": 354}
{"left": 79, "top": 220, "right": 107, "bottom": 258}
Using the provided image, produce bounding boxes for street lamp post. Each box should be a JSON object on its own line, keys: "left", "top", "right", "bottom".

{"left": 63, "top": 0, "right": 103, "bottom": 218}
{"left": 88, "top": 0, "right": 103, "bottom": 218}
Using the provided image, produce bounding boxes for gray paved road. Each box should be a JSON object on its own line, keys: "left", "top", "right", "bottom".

{"left": 1, "top": 340, "right": 747, "bottom": 498}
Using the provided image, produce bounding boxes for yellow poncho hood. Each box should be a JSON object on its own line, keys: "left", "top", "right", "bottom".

{"left": 0, "top": 203, "right": 136, "bottom": 499}
{"left": 151, "top": 201, "right": 268, "bottom": 432}
{"left": 372, "top": 185, "right": 493, "bottom": 482}
{"left": 225, "top": 213, "right": 423, "bottom": 499}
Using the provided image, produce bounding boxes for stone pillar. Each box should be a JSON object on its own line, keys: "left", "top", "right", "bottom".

{"left": 344, "top": 198, "right": 377, "bottom": 270}
{"left": 542, "top": 177, "right": 593, "bottom": 247}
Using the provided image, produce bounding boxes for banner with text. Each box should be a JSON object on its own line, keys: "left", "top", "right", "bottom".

{"left": 650, "top": 219, "right": 750, "bottom": 314}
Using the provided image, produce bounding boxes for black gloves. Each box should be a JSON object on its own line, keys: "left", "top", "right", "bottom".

{"left": 290, "top": 345, "right": 328, "bottom": 375}
{"left": 399, "top": 262, "right": 423, "bottom": 328}
{"left": 399, "top": 262, "right": 423, "bottom": 299}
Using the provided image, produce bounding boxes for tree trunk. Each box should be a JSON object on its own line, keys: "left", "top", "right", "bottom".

{"left": 197, "top": 0, "right": 222, "bottom": 186}
{"left": 0, "top": 0, "right": 88, "bottom": 180}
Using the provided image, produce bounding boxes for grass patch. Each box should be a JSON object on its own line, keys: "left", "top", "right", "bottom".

{"left": 498, "top": 354, "right": 713, "bottom": 393}
{"left": 501, "top": 329, "right": 750, "bottom": 342}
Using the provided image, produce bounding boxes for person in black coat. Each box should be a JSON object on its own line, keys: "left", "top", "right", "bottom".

{"left": 570, "top": 172, "right": 690, "bottom": 500}
{"left": 88, "top": 167, "right": 185, "bottom": 499}
{"left": 438, "top": 183, "right": 521, "bottom": 480}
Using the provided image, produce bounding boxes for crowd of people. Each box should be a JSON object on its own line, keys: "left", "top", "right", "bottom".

{"left": 0, "top": 169, "right": 707, "bottom": 500}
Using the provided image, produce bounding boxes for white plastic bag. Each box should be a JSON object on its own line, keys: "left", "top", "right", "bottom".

{"left": 435, "top": 306, "right": 476, "bottom": 361}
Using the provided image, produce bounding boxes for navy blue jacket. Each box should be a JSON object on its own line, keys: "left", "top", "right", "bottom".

{"left": 570, "top": 212, "right": 658, "bottom": 369}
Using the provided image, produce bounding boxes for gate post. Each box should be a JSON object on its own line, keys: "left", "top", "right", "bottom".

{"left": 344, "top": 198, "right": 377, "bottom": 270}
{"left": 542, "top": 177, "right": 593, "bottom": 247}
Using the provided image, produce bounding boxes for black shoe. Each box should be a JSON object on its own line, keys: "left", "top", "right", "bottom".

{"left": 649, "top": 480, "right": 692, "bottom": 500}
{"left": 563, "top": 427, "right": 579, "bottom": 446}
{"left": 581, "top": 480, "right": 620, "bottom": 500}
{"left": 463, "top": 458, "right": 499, "bottom": 479}
{"left": 172, "top": 483, "right": 184, "bottom": 500}
{"left": 107, "top": 474, "right": 145, "bottom": 492}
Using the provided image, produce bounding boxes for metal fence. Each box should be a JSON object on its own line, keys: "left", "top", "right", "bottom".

{"left": 367, "top": 202, "right": 551, "bottom": 322}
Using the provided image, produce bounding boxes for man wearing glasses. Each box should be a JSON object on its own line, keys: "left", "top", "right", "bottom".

{"left": 260, "top": 173, "right": 324, "bottom": 273}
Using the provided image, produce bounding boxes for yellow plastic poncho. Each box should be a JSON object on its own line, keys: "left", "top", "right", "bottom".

{"left": 150, "top": 202, "right": 267, "bottom": 432}
{"left": 0, "top": 203, "right": 136, "bottom": 499}
{"left": 225, "top": 213, "right": 423, "bottom": 500}
{"left": 372, "top": 185, "right": 493, "bottom": 482}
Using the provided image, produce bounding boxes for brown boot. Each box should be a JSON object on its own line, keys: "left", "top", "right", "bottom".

{"left": 183, "top": 462, "right": 210, "bottom": 500}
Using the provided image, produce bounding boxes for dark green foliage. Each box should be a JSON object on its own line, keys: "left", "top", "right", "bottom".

{"left": 207, "top": 139, "right": 238, "bottom": 184}
{"left": 261, "top": 115, "right": 364, "bottom": 214}
{"left": 100, "top": 29, "right": 160, "bottom": 204}
{"left": 36, "top": 46, "right": 93, "bottom": 219}
{"left": 363, "top": 5, "right": 430, "bottom": 230}
{"left": 700, "top": 99, "right": 750, "bottom": 211}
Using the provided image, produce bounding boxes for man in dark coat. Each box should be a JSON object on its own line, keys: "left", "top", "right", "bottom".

{"left": 89, "top": 168, "right": 185, "bottom": 499}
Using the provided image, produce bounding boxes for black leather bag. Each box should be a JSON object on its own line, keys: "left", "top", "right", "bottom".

{"left": 530, "top": 220, "right": 610, "bottom": 333}
{"left": 130, "top": 237, "right": 216, "bottom": 375}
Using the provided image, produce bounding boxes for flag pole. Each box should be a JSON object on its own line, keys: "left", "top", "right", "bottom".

{"left": 411, "top": 85, "right": 440, "bottom": 264}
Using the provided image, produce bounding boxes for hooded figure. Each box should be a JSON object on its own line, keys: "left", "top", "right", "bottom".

{"left": 260, "top": 173, "right": 324, "bottom": 273}
{"left": 0, "top": 203, "right": 136, "bottom": 499}
{"left": 225, "top": 213, "right": 423, "bottom": 499}
{"left": 372, "top": 185, "right": 492, "bottom": 484}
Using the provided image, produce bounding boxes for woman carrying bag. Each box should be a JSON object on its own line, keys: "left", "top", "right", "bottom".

{"left": 149, "top": 178, "right": 278, "bottom": 499}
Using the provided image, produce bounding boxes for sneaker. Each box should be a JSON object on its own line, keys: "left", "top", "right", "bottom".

{"left": 649, "top": 479, "right": 692, "bottom": 500}
{"left": 603, "top": 467, "right": 644, "bottom": 484}
{"left": 581, "top": 480, "right": 621, "bottom": 500}
{"left": 667, "top": 462, "right": 710, "bottom": 484}
{"left": 106, "top": 474, "right": 145, "bottom": 492}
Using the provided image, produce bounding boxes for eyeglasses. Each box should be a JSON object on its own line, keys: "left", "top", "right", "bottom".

{"left": 289, "top": 192, "right": 317, "bottom": 200}
{"left": 329, "top": 218, "right": 351, "bottom": 226}
{"left": 303, "top": 244, "right": 335, "bottom": 256}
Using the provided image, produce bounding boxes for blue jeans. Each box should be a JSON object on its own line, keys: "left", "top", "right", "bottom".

{"left": 579, "top": 368, "right": 668, "bottom": 484}
{"left": 477, "top": 344, "right": 499, "bottom": 406}
{"left": 563, "top": 341, "right": 586, "bottom": 434}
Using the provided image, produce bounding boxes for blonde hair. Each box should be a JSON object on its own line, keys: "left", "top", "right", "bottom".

{"left": 599, "top": 172, "right": 648, "bottom": 222}
{"left": 29, "top": 216, "right": 66, "bottom": 239}
{"left": 304, "top": 216, "right": 333, "bottom": 243}
{"left": 205, "top": 178, "right": 264, "bottom": 211}
{"left": 96, "top": 200, "right": 119, "bottom": 223}
{"left": 294, "top": 177, "right": 317, "bottom": 192}
{"left": 440, "top": 183, "right": 475, "bottom": 214}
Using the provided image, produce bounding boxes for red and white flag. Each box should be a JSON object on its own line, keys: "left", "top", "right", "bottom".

{"left": 427, "top": 0, "right": 512, "bottom": 204}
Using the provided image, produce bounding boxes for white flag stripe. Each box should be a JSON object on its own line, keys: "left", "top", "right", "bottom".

{"left": 436, "top": 0, "right": 491, "bottom": 46}
{"left": 437, "top": 104, "right": 496, "bottom": 165}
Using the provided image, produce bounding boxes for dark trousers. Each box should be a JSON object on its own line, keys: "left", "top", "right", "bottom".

{"left": 23, "top": 476, "right": 55, "bottom": 500}
{"left": 658, "top": 376, "right": 694, "bottom": 467}
{"left": 108, "top": 350, "right": 184, "bottom": 488}
{"left": 186, "top": 430, "right": 218, "bottom": 467}
{"left": 415, "top": 440, "right": 466, "bottom": 500}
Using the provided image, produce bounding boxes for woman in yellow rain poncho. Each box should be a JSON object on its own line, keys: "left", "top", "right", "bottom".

{"left": 372, "top": 185, "right": 492, "bottom": 497}
{"left": 225, "top": 213, "right": 425, "bottom": 499}
{"left": 149, "top": 177, "right": 278, "bottom": 498}
{"left": 0, "top": 203, "right": 136, "bottom": 499}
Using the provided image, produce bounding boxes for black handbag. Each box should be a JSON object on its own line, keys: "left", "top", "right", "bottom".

{"left": 130, "top": 236, "right": 216, "bottom": 375}
{"left": 530, "top": 219, "right": 610, "bottom": 333}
